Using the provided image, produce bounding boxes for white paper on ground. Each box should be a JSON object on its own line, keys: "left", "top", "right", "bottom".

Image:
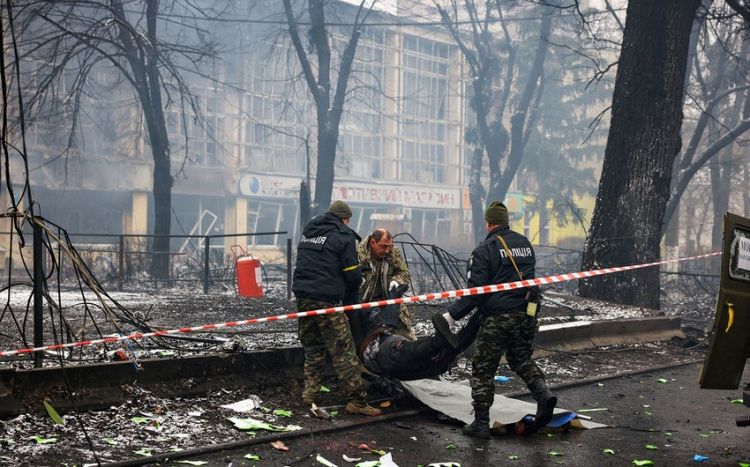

{"left": 400, "top": 378, "right": 607, "bottom": 429}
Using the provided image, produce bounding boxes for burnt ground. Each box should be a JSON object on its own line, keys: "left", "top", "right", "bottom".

{"left": 0, "top": 281, "right": 735, "bottom": 465}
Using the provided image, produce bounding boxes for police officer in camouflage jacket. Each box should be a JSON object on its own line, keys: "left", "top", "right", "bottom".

{"left": 292, "top": 200, "right": 380, "bottom": 417}
{"left": 356, "top": 229, "right": 415, "bottom": 340}
{"left": 432, "top": 201, "right": 557, "bottom": 438}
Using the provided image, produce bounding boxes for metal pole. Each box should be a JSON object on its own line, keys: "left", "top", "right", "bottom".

{"left": 286, "top": 237, "right": 292, "bottom": 300}
{"left": 203, "top": 235, "right": 211, "bottom": 294}
{"left": 118, "top": 235, "right": 124, "bottom": 291}
{"left": 33, "top": 221, "right": 44, "bottom": 368}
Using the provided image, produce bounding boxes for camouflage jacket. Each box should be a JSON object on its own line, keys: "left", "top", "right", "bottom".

{"left": 357, "top": 236, "right": 410, "bottom": 302}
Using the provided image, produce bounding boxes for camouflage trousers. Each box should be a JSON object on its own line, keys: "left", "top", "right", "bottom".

{"left": 470, "top": 312, "right": 546, "bottom": 409}
{"left": 297, "top": 298, "right": 367, "bottom": 403}
{"left": 398, "top": 304, "right": 416, "bottom": 341}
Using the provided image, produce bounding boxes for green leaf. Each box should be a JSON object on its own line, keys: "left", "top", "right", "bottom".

{"left": 446, "top": 443, "right": 457, "bottom": 449}
{"left": 29, "top": 436, "right": 57, "bottom": 444}
{"left": 370, "top": 449, "right": 386, "bottom": 456}
{"left": 508, "top": 455, "right": 519, "bottom": 460}
{"left": 547, "top": 451, "right": 563, "bottom": 457}
{"left": 657, "top": 379, "right": 668, "bottom": 384}
{"left": 133, "top": 448, "right": 152, "bottom": 457}
{"left": 103, "top": 438, "right": 118, "bottom": 446}
{"left": 738, "top": 463, "right": 749, "bottom": 467}
{"left": 330, "top": 410, "right": 339, "bottom": 417}
{"left": 603, "top": 449, "right": 615, "bottom": 455}
{"left": 244, "top": 454, "right": 261, "bottom": 461}
{"left": 228, "top": 417, "right": 281, "bottom": 431}
{"left": 731, "top": 399, "right": 744, "bottom": 405}
{"left": 644, "top": 411, "right": 652, "bottom": 416}
{"left": 645, "top": 444, "right": 657, "bottom": 450}
{"left": 131, "top": 416, "right": 152, "bottom": 424}
{"left": 175, "top": 462, "right": 208, "bottom": 466}
{"left": 632, "top": 460, "right": 654, "bottom": 466}
{"left": 319, "top": 385, "right": 331, "bottom": 393}
{"left": 273, "top": 409, "right": 293, "bottom": 417}
{"left": 665, "top": 432, "right": 672, "bottom": 436}
{"left": 43, "top": 400, "right": 64, "bottom": 426}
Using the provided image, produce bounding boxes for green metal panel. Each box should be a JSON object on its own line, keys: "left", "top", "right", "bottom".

{"left": 700, "top": 212, "right": 750, "bottom": 389}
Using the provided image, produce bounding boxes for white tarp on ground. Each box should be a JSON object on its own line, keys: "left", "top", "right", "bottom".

{"left": 400, "top": 378, "right": 607, "bottom": 430}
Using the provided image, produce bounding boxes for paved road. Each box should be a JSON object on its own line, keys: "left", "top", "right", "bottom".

{"left": 177, "top": 361, "right": 749, "bottom": 466}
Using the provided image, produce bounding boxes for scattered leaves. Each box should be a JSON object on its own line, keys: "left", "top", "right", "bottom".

{"left": 603, "top": 449, "right": 615, "bottom": 455}
{"left": 657, "top": 379, "right": 668, "bottom": 384}
{"left": 645, "top": 444, "right": 657, "bottom": 450}
{"left": 273, "top": 409, "right": 293, "bottom": 417}
{"left": 508, "top": 455, "right": 519, "bottom": 460}
{"left": 43, "top": 400, "right": 64, "bottom": 426}
{"left": 103, "top": 438, "right": 118, "bottom": 446}
{"left": 133, "top": 448, "right": 152, "bottom": 457}
{"left": 130, "top": 416, "right": 153, "bottom": 424}
{"left": 319, "top": 385, "right": 331, "bottom": 393}
{"left": 446, "top": 443, "right": 457, "bottom": 449}
{"left": 271, "top": 440, "right": 289, "bottom": 451}
{"left": 547, "top": 451, "right": 563, "bottom": 457}
{"left": 244, "top": 454, "right": 261, "bottom": 461}
{"left": 28, "top": 436, "right": 57, "bottom": 444}
{"left": 316, "top": 454, "right": 337, "bottom": 467}
{"left": 632, "top": 460, "right": 653, "bottom": 466}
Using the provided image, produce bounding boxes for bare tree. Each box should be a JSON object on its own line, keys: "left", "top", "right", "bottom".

{"left": 436, "top": 0, "right": 553, "bottom": 242}
{"left": 14, "top": 0, "right": 215, "bottom": 280}
{"left": 282, "top": 0, "right": 374, "bottom": 215}
{"left": 663, "top": 14, "right": 750, "bottom": 236}
{"left": 578, "top": 0, "right": 701, "bottom": 309}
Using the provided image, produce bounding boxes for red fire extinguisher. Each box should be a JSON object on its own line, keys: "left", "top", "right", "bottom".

{"left": 233, "top": 246, "right": 263, "bottom": 297}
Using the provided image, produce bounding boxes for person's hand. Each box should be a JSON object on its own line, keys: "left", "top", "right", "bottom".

{"left": 388, "top": 281, "right": 408, "bottom": 298}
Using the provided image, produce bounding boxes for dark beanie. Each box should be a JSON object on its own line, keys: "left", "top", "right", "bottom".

{"left": 328, "top": 200, "right": 352, "bottom": 219}
{"left": 484, "top": 201, "right": 509, "bottom": 226}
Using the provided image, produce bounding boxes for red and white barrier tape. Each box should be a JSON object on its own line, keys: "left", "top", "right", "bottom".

{"left": 0, "top": 251, "right": 720, "bottom": 358}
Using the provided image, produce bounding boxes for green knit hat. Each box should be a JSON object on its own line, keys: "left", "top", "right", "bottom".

{"left": 328, "top": 200, "right": 353, "bottom": 219}
{"left": 484, "top": 201, "right": 509, "bottom": 226}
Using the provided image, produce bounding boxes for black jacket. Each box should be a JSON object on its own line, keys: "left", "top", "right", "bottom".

{"left": 449, "top": 226, "right": 535, "bottom": 320}
{"left": 292, "top": 212, "right": 362, "bottom": 304}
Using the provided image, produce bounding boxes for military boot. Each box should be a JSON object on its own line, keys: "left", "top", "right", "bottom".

{"left": 431, "top": 313, "right": 459, "bottom": 349}
{"left": 461, "top": 407, "right": 491, "bottom": 439}
{"left": 529, "top": 378, "right": 558, "bottom": 429}
{"left": 345, "top": 400, "right": 382, "bottom": 416}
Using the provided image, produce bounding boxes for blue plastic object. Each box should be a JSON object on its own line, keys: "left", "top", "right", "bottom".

{"left": 693, "top": 454, "right": 709, "bottom": 462}
{"left": 494, "top": 375, "right": 511, "bottom": 383}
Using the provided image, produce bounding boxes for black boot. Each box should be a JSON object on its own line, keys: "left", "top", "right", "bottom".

{"left": 529, "top": 378, "right": 557, "bottom": 430}
{"left": 462, "top": 407, "right": 491, "bottom": 439}
{"left": 431, "top": 314, "right": 459, "bottom": 349}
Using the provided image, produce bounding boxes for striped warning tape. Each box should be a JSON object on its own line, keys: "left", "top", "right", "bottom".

{"left": 0, "top": 251, "right": 720, "bottom": 358}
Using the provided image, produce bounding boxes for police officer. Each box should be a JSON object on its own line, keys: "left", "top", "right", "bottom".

{"left": 292, "top": 200, "right": 381, "bottom": 416}
{"left": 432, "top": 201, "right": 557, "bottom": 438}
{"left": 356, "top": 229, "right": 415, "bottom": 341}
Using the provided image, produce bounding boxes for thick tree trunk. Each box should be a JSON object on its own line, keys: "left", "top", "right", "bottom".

{"left": 578, "top": 0, "right": 700, "bottom": 309}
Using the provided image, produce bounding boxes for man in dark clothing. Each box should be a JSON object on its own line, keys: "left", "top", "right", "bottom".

{"left": 432, "top": 201, "right": 556, "bottom": 438}
{"left": 292, "top": 200, "right": 380, "bottom": 417}
{"left": 355, "top": 301, "right": 483, "bottom": 381}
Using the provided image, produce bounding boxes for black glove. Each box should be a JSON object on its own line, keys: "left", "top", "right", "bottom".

{"left": 388, "top": 283, "right": 409, "bottom": 299}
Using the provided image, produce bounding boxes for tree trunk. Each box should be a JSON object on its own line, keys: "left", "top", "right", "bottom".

{"left": 578, "top": 0, "right": 700, "bottom": 309}
{"left": 488, "top": 7, "right": 551, "bottom": 202}
{"left": 314, "top": 126, "right": 338, "bottom": 215}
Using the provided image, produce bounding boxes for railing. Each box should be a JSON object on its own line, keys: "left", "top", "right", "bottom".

{"left": 1, "top": 230, "right": 290, "bottom": 295}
